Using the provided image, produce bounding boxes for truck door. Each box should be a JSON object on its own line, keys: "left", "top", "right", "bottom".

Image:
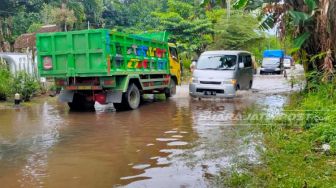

{"left": 168, "top": 46, "right": 181, "bottom": 84}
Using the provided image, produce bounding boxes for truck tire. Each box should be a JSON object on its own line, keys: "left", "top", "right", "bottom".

{"left": 165, "top": 79, "right": 176, "bottom": 98}
{"left": 68, "top": 93, "right": 95, "bottom": 111}
{"left": 114, "top": 84, "right": 140, "bottom": 111}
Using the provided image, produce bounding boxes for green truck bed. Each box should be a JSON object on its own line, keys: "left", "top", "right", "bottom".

{"left": 37, "top": 29, "right": 170, "bottom": 78}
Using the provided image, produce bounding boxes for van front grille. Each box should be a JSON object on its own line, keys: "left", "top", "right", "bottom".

{"left": 200, "top": 81, "right": 221, "bottom": 85}
{"left": 196, "top": 88, "right": 224, "bottom": 94}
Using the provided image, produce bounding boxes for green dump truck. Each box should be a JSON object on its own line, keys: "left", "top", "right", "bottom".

{"left": 37, "top": 29, "right": 181, "bottom": 111}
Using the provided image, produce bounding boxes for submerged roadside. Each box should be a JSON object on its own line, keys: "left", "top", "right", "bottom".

{"left": 215, "top": 83, "right": 336, "bottom": 187}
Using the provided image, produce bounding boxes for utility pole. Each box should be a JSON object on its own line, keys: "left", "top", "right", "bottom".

{"left": 226, "top": 0, "right": 231, "bottom": 20}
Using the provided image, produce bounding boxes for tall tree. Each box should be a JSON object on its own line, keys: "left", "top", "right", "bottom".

{"left": 49, "top": 3, "right": 77, "bottom": 31}
{"left": 153, "top": 0, "right": 214, "bottom": 55}
{"left": 232, "top": 0, "right": 335, "bottom": 81}
{"left": 209, "top": 10, "right": 263, "bottom": 50}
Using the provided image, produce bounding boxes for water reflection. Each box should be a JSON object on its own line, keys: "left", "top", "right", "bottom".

{"left": 0, "top": 88, "right": 289, "bottom": 188}
{"left": 0, "top": 101, "right": 64, "bottom": 187}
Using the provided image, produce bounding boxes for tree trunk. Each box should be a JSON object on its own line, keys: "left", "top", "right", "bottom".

{"left": 0, "top": 19, "right": 6, "bottom": 52}
{"left": 289, "top": 0, "right": 335, "bottom": 75}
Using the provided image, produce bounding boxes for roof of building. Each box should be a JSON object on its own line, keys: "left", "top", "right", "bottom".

{"left": 14, "top": 33, "right": 35, "bottom": 50}
{"left": 14, "top": 25, "right": 60, "bottom": 50}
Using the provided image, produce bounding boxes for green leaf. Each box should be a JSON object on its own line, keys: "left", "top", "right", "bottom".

{"left": 288, "top": 10, "right": 311, "bottom": 25}
{"left": 310, "top": 52, "right": 327, "bottom": 63}
{"left": 233, "top": 0, "right": 248, "bottom": 9}
{"left": 200, "top": 0, "right": 210, "bottom": 7}
{"left": 304, "top": 0, "right": 317, "bottom": 12}
{"left": 293, "top": 32, "right": 311, "bottom": 49}
{"left": 259, "top": 14, "right": 275, "bottom": 30}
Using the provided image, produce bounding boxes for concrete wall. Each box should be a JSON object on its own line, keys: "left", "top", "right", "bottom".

{"left": 0, "top": 52, "right": 37, "bottom": 76}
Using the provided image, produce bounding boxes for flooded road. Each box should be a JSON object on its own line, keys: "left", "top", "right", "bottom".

{"left": 0, "top": 66, "right": 304, "bottom": 188}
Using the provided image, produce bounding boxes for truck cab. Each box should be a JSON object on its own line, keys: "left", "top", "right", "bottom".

{"left": 168, "top": 43, "right": 181, "bottom": 86}
{"left": 260, "top": 50, "right": 285, "bottom": 75}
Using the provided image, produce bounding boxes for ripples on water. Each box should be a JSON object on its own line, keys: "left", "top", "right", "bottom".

{"left": 0, "top": 89, "right": 289, "bottom": 187}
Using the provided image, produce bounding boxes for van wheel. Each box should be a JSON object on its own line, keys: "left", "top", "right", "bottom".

{"left": 165, "top": 79, "right": 176, "bottom": 98}
{"left": 68, "top": 93, "right": 95, "bottom": 111}
{"left": 114, "top": 84, "right": 140, "bottom": 111}
{"left": 249, "top": 81, "right": 253, "bottom": 89}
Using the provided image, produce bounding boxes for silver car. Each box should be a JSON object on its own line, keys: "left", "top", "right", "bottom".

{"left": 189, "top": 51, "right": 254, "bottom": 98}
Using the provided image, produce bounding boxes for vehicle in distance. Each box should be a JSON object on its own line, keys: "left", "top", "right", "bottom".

{"left": 37, "top": 29, "right": 181, "bottom": 111}
{"left": 284, "top": 55, "right": 294, "bottom": 69}
{"left": 260, "top": 50, "right": 284, "bottom": 75}
{"left": 189, "top": 50, "right": 254, "bottom": 98}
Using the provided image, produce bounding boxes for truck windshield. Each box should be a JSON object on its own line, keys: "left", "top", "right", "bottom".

{"left": 262, "top": 57, "right": 280, "bottom": 65}
{"left": 197, "top": 55, "right": 237, "bottom": 70}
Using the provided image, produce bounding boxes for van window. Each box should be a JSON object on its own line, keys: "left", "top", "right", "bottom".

{"left": 197, "top": 54, "right": 237, "bottom": 70}
{"left": 245, "top": 55, "right": 252, "bottom": 67}
{"left": 284, "top": 58, "right": 291, "bottom": 64}
{"left": 238, "top": 55, "right": 247, "bottom": 69}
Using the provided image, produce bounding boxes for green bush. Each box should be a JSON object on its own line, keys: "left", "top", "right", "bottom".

{"left": 300, "top": 83, "right": 336, "bottom": 134}
{"left": 12, "top": 72, "right": 40, "bottom": 101}
{"left": 233, "top": 83, "right": 336, "bottom": 186}
{"left": 0, "top": 65, "right": 12, "bottom": 100}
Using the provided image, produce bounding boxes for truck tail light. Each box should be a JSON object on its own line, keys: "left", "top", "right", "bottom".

{"left": 43, "top": 57, "right": 53, "bottom": 70}
{"left": 94, "top": 94, "right": 106, "bottom": 104}
{"left": 103, "top": 80, "right": 114, "bottom": 86}
{"left": 55, "top": 79, "right": 66, "bottom": 86}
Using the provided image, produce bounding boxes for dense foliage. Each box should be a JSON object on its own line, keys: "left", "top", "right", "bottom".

{"left": 231, "top": 0, "right": 335, "bottom": 80}
{"left": 0, "top": 0, "right": 279, "bottom": 60}
{"left": 12, "top": 72, "right": 40, "bottom": 101}
{"left": 0, "top": 64, "right": 40, "bottom": 101}
{"left": 0, "top": 63, "right": 12, "bottom": 100}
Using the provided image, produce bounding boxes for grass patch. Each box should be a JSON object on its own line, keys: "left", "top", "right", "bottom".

{"left": 214, "top": 84, "right": 336, "bottom": 187}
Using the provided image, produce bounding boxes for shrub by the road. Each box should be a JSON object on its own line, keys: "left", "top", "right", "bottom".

{"left": 215, "top": 82, "right": 336, "bottom": 187}
{"left": 12, "top": 72, "right": 40, "bottom": 101}
{"left": 0, "top": 65, "right": 12, "bottom": 100}
{"left": 0, "top": 63, "right": 40, "bottom": 101}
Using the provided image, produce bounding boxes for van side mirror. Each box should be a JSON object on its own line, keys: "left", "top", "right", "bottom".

{"left": 190, "top": 63, "right": 196, "bottom": 73}
{"left": 239, "top": 62, "right": 245, "bottom": 69}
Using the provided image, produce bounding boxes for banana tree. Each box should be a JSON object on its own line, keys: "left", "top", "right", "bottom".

{"left": 219, "top": 0, "right": 335, "bottom": 80}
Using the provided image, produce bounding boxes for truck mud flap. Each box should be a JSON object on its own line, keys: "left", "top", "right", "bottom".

{"left": 106, "top": 90, "right": 122, "bottom": 103}
{"left": 58, "top": 90, "right": 74, "bottom": 103}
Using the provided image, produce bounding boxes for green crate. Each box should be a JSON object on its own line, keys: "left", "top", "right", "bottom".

{"left": 132, "top": 31, "right": 169, "bottom": 43}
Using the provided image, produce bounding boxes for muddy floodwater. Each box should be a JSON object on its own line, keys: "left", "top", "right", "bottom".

{"left": 0, "top": 67, "right": 303, "bottom": 188}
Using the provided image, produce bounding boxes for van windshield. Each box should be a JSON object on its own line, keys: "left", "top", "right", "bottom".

{"left": 197, "top": 55, "right": 237, "bottom": 70}
{"left": 284, "top": 58, "right": 291, "bottom": 64}
{"left": 262, "top": 57, "right": 280, "bottom": 65}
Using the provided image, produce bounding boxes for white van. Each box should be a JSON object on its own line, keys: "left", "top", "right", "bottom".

{"left": 189, "top": 51, "right": 254, "bottom": 98}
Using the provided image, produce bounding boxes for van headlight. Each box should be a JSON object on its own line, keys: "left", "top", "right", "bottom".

{"left": 191, "top": 77, "right": 198, "bottom": 83}
{"left": 223, "top": 79, "right": 237, "bottom": 85}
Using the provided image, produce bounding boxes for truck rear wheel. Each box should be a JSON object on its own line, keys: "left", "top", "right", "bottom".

{"left": 68, "top": 93, "right": 95, "bottom": 111}
{"left": 165, "top": 79, "right": 176, "bottom": 98}
{"left": 114, "top": 84, "right": 140, "bottom": 111}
